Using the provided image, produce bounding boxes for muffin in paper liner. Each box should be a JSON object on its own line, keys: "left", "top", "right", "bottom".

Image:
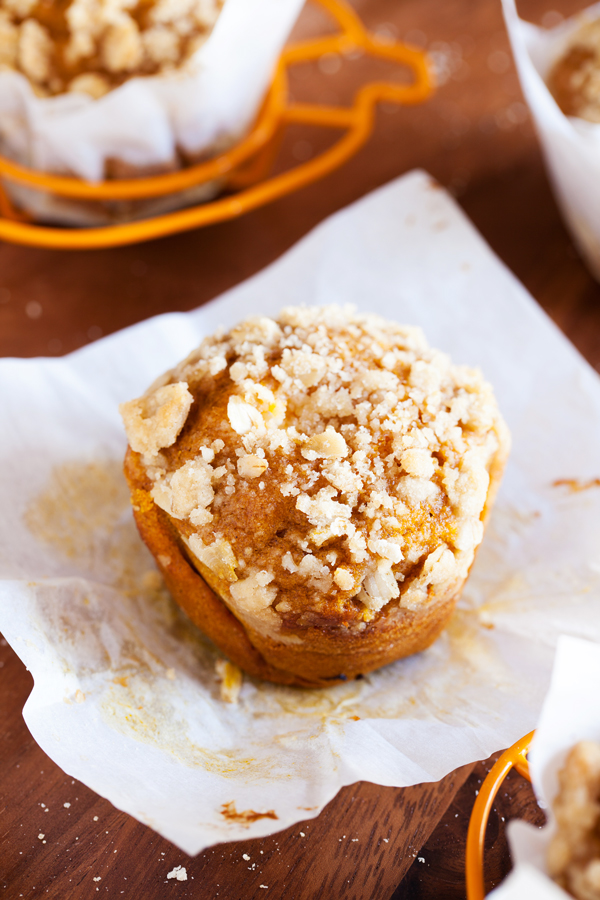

{"left": 0, "top": 0, "right": 305, "bottom": 224}
{"left": 502, "top": 0, "right": 600, "bottom": 283}
{"left": 489, "top": 636, "right": 600, "bottom": 900}
{"left": 119, "top": 306, "right": 510, "bottom": 688}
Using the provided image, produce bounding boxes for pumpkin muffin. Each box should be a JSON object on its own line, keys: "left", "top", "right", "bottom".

{"left": 0, "top": 0, "right": 223, "bottom": 98}
{"left": 120, "top": 305, "right": 510, "bottom": 688}
{"left": 548, "top": 740, "right": 600, "bottom": 900}
{"left": 548, "top": 19, "right": 600, "bottom": 122}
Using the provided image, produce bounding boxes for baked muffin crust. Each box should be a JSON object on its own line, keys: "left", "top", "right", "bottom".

{"left": 121, "top": 306, "right": 509, "bottom": 685}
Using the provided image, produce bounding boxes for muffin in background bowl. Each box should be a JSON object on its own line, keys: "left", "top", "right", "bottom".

{"left": 120, "top": 306, "right": 510, "bottom": 688}
{"left": 548, "top": 740, "right": 600, "bottom": 900}
{"left": 548, "top": 19, "right": 600, "bottom": 122}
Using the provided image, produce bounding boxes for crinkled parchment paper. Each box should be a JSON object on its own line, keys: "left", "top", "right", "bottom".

{"left": 489, "top": 636, "right": 600, "bottom": 899}
{"left": 502, "top": 0, "right": 600, "bottom": 281}
{"left": 2, "top": 170, "right": 600, "bottom": 854}
{"left": 0, "top": 0, "right": 304, "bottom": 224}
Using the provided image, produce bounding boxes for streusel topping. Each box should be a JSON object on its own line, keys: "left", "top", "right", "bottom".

{"left": 548, "top": 741, "right": 600, "bottom": 900}
{"left": 549, "top": 19, "right": 600, "bottom": 123}
{"left": 0, "top": 0, "right": 222, "bottom": 98}
{"left": 120, "top": 306, "right": 507, "bottom": 639}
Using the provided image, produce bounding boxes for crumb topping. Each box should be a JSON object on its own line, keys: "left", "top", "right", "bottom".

{"left": 119, "top": 381, "right": 193, "bottom": 458}
{"left": 549, "top": 19, "right": 600, "bottom": 123}
{"left": 0, "top": 0, "right": 222, "bottom": 98}
{"left": 548, "top": 740, "right": 600, "bottom": 900}
{"left": 121, "top": 306, "right": 507, "bottom": 638}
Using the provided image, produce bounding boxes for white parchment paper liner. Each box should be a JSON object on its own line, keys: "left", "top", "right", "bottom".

{"left": 2, "top": 170, "right": 600, "bottom": 855}
{"left": 489, "top": 636, "right": 600, "bottom": 899}
{"left": 0, "top": 0, "right": 304, "bottom": 224}
{"left": 502, "top": 0, "right": 600, "bottom": 282}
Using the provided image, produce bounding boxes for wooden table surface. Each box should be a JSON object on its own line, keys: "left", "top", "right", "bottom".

{"left": 1, "top": 0, "right": 597, "bottom": 897}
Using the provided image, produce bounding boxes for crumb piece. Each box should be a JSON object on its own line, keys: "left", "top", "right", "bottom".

{"left": 230, "top": 569, "right": 277, "bottom": 613}
{"left": 227, "top": 396, "right": 263, "bottom": 435}
{"left": 68, "top": 72, "right": 109, "bottom": 98}
{"left": 333, "top": 567, "right": 354, "bottom": 591}
{"left": 93, "top": 816, "right": 98, "bottom": 822}
{"left": 75, "top": 690, "right": 85, "bottom": 703}
{"left": 237, "top": 454, "right": 268, "bottom": 478}
{"left": 303, "top": 427, "right": 348, "bottom": 459}
{"left": 63, "top": 802, "right": 71, "bottom": 808}
{"left": 38, "top": 833, "right": 44, "bottom": 840}
{"left": 215, "top": 659, "right": 243, "bottom": 704}
{"left": 120, "top": 382, "right": 193, "bottom": 457}
{"left": 167, "top": 865, "right": 188, "bottom": 881}
{"left": 242, "top": 853, "right": 250, "bottom": 861}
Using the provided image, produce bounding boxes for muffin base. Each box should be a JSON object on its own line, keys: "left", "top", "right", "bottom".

{"left": 124, "top": 447, "right": 465, "bottom": 688}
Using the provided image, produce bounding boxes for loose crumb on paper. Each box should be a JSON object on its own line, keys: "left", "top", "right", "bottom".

{"left": 167, "top": 866, "right": 187, "bottom": 881}
{"left": 215, "top": 659, "right": 242, "bottom": 704}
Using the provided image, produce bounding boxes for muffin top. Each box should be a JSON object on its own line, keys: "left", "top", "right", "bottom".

{"left": 549, "top": 19, "right": 600, "bottom": 123}
{"left": 548, "top": 740, "right": 600, "bottom": 899}
{"left": 0, "top": 0, "right": 222, "bottom": 98}
{"left": 120, "top": 306, "right": 507, "bottom": 640}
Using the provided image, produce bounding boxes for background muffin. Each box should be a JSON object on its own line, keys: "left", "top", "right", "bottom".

{"left": 548, "top": 19, "right": 600, "bottom": 122}
{"left": 121, "top": 306, "right": 510, "bottom": 687}
{"left": 0, "top": 0, "right": 222, "bottom": 99}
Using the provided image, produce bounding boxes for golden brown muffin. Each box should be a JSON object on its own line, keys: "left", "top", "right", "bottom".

{"left": 548, "top": 20, "right": 600, "bottom": 122}
{"left": 0, "top": 0, "right": 222, "bottom": 98}
{"left": 120, "top": 306, "right": 510, "bottom": 688}
{"left": 548, "top": 741, "right": 600, "bottom": 900}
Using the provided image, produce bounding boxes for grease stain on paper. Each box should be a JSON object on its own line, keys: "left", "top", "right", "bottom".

{"left": 220, "top": 801, "right": 278, "bottom": 825}
{"left": 553, "top": 477, "right": 600, "bottom": 493}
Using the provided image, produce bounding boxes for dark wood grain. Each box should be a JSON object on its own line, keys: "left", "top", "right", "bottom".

{"left": 0, "top": 0, "right": 594, "bottom": 896}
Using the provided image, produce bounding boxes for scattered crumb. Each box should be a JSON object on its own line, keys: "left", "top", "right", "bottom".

{"left": 93, "top": 816, "right": 98, "bottom": 821}
{"left": 38, "top": 834, "right": 45, "bottom": 840}
{"left": 63, "top": 802, "right": 71, "bottom": 808}
{"left": 75, "top": 690, "right": 85, "bottom": 703}
{"left": 167, "top": 866, "right": 187, "bottom": 882}
{"left": 418, "top": 857, "right": 425, "bottom": 863}
{"left": 242, "top": 854, "right": 250, "bottom": 861}
{"left": 93, "top": 877, "right": 101, "bottom": 882}
{"left": 215, "top": 659, "right": 243, "bottom": 704}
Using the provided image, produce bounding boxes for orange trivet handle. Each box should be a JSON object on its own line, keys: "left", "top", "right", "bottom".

{"left": 0, "top": 0, "right": 433, "bottom": 249}
{"left": 466, "top": 731, "right": 534, "bottom": 900}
